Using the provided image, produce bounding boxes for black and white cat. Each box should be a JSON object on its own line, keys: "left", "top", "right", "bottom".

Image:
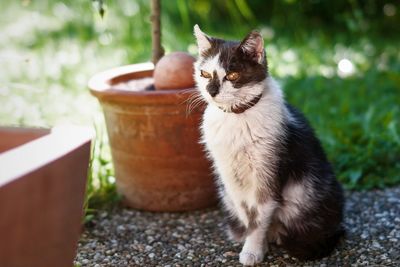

{"left": 193, "top": 25, "right": 345, "bottom": 266}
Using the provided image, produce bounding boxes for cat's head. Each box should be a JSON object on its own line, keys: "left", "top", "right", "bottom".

{"left": 193, "top": 24, "right": 268, "bottom": 112}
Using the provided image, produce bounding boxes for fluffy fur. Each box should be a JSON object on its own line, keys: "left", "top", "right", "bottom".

{"left": 193, "top": 24, "right": 344, "bottom": 266}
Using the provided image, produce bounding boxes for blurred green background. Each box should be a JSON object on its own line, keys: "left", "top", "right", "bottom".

{"left": 1, "top": 0, "right": 399, "bottom": 213}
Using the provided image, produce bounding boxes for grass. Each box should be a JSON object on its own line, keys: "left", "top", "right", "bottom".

{"left": 1, "top": 1, "right": 399, "bottom": 215}
{"left": 285, "top": 71, "right": 400, "bottom": 190}
{"left": 83, "top": 123, "right": 120, "bottom": 221}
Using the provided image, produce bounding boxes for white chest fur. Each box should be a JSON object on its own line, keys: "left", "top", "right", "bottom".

{"left": 200, "top": 78, "right": 286, "bottom": 225}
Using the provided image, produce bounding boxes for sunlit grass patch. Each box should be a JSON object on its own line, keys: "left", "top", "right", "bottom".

{"left": 284, "top": 67, "right": 400, "bottom": 190}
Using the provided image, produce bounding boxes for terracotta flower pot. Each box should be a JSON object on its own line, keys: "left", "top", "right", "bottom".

{"left": 89, "top": 63, "right": 217, "bottom": 211}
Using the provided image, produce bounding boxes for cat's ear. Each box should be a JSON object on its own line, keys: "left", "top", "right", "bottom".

{"left": 238, "top": 31, "right": 265, "bottom": 64}
{"left": 194, "top": 24, "right": 212, "bottom": 54}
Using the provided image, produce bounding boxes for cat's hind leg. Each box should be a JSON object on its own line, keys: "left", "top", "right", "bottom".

{"left": 281, "top": 223, "right": 345, "bottom": 261}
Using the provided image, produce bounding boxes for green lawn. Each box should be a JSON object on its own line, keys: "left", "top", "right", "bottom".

{"left": 1, "top": 1, "right": 399, "bottom": 214}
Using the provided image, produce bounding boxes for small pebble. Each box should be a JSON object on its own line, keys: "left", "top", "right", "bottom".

{"left": 223, "top": 251, "right": 237, "bottom": 257}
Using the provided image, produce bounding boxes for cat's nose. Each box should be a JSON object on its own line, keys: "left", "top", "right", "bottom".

{"left": 208, "top": 87, "right": 219, "bottom": 97}
{"left": 206, "top": 80, "right": 220, "bottom": 97}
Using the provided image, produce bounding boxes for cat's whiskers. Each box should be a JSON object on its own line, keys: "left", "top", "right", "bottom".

{"left": 188, "top": 96, "right": 206, "bottom": 114}
{"left": 185, "top": 91, "right": 206, "bottom": 117}
{"left": 178, "top": 88, "right": 196, "bottom": 94}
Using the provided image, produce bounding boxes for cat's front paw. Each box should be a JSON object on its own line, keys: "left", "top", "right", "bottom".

{"left": 239, "top": 250, "right": 264, "bottom": 266}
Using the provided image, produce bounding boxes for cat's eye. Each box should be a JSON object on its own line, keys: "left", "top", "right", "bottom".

{"left": 226, "top": 72, "right": 240, "bottom": 81}
{"left": 200, "top": 70, "right": 212, "bottom": 79}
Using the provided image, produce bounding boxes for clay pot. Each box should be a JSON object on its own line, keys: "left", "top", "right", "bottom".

{"left": 89, "top": 63, "right": 217, "bottom": 211}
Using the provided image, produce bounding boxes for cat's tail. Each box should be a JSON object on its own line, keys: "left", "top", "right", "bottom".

{"left": 281, "top": 225, "right": 346, "bottom": 261}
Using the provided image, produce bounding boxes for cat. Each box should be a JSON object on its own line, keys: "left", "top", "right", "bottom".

{"left": 192, "top": 24, "right": 345, "bottom": 266}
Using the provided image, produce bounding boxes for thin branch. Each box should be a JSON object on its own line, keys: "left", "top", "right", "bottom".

{"left": 150, "top": 0, "right": 164, "bottom": 64}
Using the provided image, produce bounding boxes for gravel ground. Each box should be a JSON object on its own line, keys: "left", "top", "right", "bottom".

{"left": 75, "top": 187, "right": 400, "bottom": 266}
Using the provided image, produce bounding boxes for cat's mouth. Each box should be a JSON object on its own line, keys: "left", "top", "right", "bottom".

{"left": 212, "top": 97, "right": 236, "bottom": 111}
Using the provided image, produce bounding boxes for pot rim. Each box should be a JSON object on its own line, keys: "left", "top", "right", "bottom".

{"left": 88, "top": 62, "right": 198, "bottom": 105}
